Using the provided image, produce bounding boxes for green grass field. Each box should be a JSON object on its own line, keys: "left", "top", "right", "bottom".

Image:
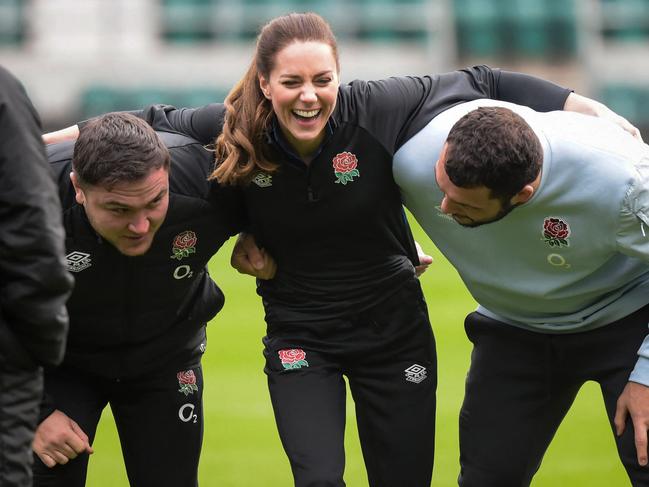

{"left": 85, "top": 220, "right": 629, "bottom": 486}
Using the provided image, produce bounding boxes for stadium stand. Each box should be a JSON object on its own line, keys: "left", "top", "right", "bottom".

{"left": 0, "top": 0, "right": 24, "bottom": 45}
{"left": 0, "top": 0, "right": 646, "bottom": 134}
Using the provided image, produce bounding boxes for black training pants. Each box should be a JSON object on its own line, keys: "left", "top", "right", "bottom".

{"left": 32, "top": 362, "right": 204, "bottom": 487}
{"left": 0, "top": 364, "right": 42, "bottom": 487}
{"left": 459, "top": 307, "right": 649, "bottom": 487}
{"left": 264, "top": 278, "right": 437, "bottom": 487}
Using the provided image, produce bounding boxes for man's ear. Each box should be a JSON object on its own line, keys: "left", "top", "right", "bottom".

{"left": 70, "top": 172, "right": 85, "bottom": 205}
{"left": 512, "top": 184, "right": 535, "bottom": 205}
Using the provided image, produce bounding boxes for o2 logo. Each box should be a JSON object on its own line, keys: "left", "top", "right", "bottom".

{"left": 173, "top": 265, "right": 194, "bottom": 280}
{"left": 178, "top": 403, "right": 198, "bottom": 423}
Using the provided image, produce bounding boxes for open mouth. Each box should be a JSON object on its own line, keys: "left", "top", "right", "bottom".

{"left": 293, "top": 108, "right": 321, "bottom": 120}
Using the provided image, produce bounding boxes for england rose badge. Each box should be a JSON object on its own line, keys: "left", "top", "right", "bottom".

{"left": 171, "top": 230, "right": 197, "bottom": 260}
{"left": 278, "top": 349, "right": 309, "bottom": 370}
{"left": 177, "top": 370, "right": 199, "bottom": 396}
{"left": 542, "top": 217, "right": 570, "bottom": 247}
{"left": 332, "top": 151, "right": 360, "bottom": 185}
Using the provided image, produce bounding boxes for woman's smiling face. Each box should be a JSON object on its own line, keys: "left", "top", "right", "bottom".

{"left": 259, "top": 40, "right": 339, "bottom": 159}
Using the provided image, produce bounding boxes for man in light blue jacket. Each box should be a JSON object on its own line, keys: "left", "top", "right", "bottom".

{"left": 393, "top": 100, "right": 649, "bottom": 486}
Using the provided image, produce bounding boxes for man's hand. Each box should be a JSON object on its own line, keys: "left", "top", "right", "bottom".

{"left": 615, "top": 381, "right": 649, "bottom": 466}
{"left": 564, "top": 93, "right": 643, "bottom": 142}
{"left": 230, "top": 233, "right": 277, "bottom": 280}
{"left": 415, "top": 241, "right": 433, "bottom": 277}
{"left": 33, "top": 410, "right": 93, "bottom": 467}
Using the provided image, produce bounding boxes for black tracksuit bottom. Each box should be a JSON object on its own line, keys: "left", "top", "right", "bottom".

{"left": 263, "top": 278, "right": 437, "bottom": 487}
{"left": 459, "top": 306, "right": 649, "bottom": 487}
{"left": 0, "top": 364, "right": 43, "bottom": 487}
{"left": 32, "top": 360, "right": 204, "bottom": 487}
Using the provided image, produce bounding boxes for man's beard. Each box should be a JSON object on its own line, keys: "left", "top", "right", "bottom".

{"left": 454, "top": 201, "right": 518, "bottom": 228}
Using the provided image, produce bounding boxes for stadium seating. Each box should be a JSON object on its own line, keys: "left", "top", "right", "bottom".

{"left": 0, "top": 0, "right": 24, "bottom": 45}
{"left": 600, "top": 84, "right": 649, "bottom": 134}
{"left": 80, "top": 86, "right": 229, "bottom": 119}
{"left": 159, "top": 0, "right": 430, "bottom": 43}
{"left": 599, "top": 0, "right": 649, "bottom": 42}
{"left": 453, "top": 0, "right": 578, "bottom": 59}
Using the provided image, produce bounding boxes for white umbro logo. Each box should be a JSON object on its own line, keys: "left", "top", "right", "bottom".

{"left": 404, "top": 364, "right": 427, "bottom": 383}
{"left": 66, "top": 251, "right": 92, "bottom": 273}
{"left": 252, "top": 172, "right": 273, "bottom": 188}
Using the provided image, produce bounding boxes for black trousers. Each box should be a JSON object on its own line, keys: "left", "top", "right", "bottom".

{"left": 263, "top": 278, "right": 437, "bottom": 487}
{"left": 0, "top": 364, "right": 42, "bottom": 487}
{"left": 32, "top": 361, "right": 204, "bottom": 487}
{"left": 459, "top": 307, "right": 649, "bottom": 487}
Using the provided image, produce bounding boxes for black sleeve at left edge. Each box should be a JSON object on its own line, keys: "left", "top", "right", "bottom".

{"left": 496, "top": 69, "right": 572, "bottom": 112}
{"left": 78, "top": 104, "right": 225, "bottom": 146}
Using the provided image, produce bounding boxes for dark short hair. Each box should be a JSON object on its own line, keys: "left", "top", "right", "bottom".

{"left": 72, "top": 112, "right": 170, "bottom": 189}
{"left": 444, "top": 107, "right": 543, "bottom": 203}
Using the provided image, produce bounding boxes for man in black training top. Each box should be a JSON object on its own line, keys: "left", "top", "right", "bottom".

{"left": 32, "top": 112, "right": 269, "bottom": 487}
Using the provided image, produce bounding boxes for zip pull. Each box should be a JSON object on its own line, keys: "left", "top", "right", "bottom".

{"left": 307, "top": 186, "right": 319, "bottom": 203}
{"left": 642, "top": 221, "right": 646, "bottom": 238}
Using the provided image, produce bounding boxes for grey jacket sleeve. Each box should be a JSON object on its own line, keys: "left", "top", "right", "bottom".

{"left": 0, "top": 66, "right": 73, "bottom": 369}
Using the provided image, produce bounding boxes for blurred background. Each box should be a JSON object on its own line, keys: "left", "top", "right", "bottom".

{"left": 3, "top": 2, "right": 649, "bottom": 485}
{"left": 2, "top": 0, "right": 649, "bottom": 135}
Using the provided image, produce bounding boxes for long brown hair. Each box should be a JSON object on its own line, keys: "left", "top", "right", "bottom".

{"left": 212, "top": 12, "right": 339, "bottom": 185}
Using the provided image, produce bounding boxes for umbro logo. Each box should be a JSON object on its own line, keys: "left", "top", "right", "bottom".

{"left": 252, "top": 172, "right": 273, "bottom": 188}
{"left": 66, "top": 251, "right": 92, "bottom": 273}
{"left": 404, "top": 364, "right": 427, "bottom": 384}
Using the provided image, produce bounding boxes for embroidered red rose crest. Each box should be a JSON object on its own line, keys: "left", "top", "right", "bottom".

{"left": 171, "top": 230, "right": 197, "bottom": 260}
{"left": 332, "top": 152, "right": 360, "bottom": 185}
{"left": 278, "top": 349, "right": 309, "bottom": 370}
{"left": 177, "top": 370, "right": 199, "bottom": 396}
{"left": 542, "top": 217, "right": 570, "bottom": 247}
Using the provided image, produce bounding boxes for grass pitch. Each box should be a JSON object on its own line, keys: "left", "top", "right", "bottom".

{"left": 85, "top": 220, "right": 629, "bottom": 486}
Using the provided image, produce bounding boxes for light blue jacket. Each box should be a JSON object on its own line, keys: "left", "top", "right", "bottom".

{"left": 394, "top": 100, "right": 649, "bottom": 384}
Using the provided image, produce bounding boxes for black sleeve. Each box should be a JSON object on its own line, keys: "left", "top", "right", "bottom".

{"left": 77, "top": 104, "right": 226, "bottom": 146}
{"left": 208, "top": 181, "right": 248, "bottom": 237}
{"left": 161, "top": 131, "right": 247, "bottom": 243}
{"left": 139, "top": 104, "right": 226, "bottom": 145}
{"left": 495, "top": 69, "right": 571, "bottom": 112}
{"left": 391, "top": 65, "right": 572, "bottom": 148}
{"left": 38, "top": 388, "right": 57, "bottom": 424}
{"left": 443, "top": 65, "right": 570, "bottom": 112}
{"left": 0, "top": 67, "right": 73, "bottom": 368}
{"left": 46, "top": 140, "right": 77, "bottom": 211}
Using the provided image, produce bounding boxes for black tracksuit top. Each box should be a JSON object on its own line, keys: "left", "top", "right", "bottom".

{"left": 0, "top": 66, "right": 73, "bottom": 370}
{"left": 47, "top": 132, "right": 244, "bottom": 378}
{"left": 140, "top": 66, "right": 570, "bottom": 325}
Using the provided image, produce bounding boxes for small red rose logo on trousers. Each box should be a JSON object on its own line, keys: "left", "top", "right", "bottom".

{"left": 278, "top": 349, "right": 309, "bottom": 370}
{"left": 177, "top": 370, "right": 199, "bottom": 396}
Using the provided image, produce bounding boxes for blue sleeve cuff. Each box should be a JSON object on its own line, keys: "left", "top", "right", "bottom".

{"left": 630, "top": 355, "right": 649, "bottom": 387}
